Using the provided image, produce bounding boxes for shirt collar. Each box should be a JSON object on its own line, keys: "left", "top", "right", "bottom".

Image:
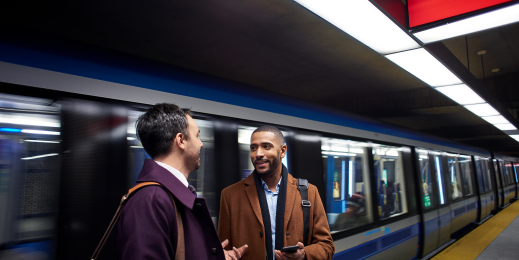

{"left": 154, "top": 161, "right": 189, "bottom": 188}
{"left": 261, "top": 176, "right": 282, "bottom": 194}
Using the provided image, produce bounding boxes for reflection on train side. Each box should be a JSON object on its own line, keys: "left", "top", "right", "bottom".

{"left": 0, "top": 94, "right": 60, "bottom": 260}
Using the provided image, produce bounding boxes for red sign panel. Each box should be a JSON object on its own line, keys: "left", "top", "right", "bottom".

{"left": 408, "top": 0, "right": 514, "bottom": 27}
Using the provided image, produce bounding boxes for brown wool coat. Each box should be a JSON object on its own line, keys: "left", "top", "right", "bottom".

{"left": 218, "top": 173, "right": 334, "bottom": 260}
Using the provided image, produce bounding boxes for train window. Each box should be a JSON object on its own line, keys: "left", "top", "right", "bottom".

{"left": 484, "top": 159, "right": 493, "bottom": 192}
{"left": 373, "top": 144, "right": 408, "bottom": 220}
{"left": 447, "top": 154, "right": 463, "bottom": 200}
{"left": 499, "top": 161, "right": 509, "bottom": 186}
{"left": 505, "top": 163, "right": 514, "bottom": 185}
{"left": 321, "top": 138, "right": 373, "bottom": 232}
{"left": 514, "top": 163, "right": 519, "bottom": 183}
{"left": 417, "top": 149, "right": 434, "bottom": 208}
{"left": 475, "top": 157, "right": 491, "bottom": 193}
{"left": 493, "top": 159, "right": 502, "bottom": 189}
{"left": 458, "top": 155, "right": 474, "bottom": 197}
{"left": 474, "top": 157, "right": 486, "bottom": 193}
{"left": 0, "top": 94, "right": 61, "bottom": 254}
{"left": 431, "top": 152, "right": 446, "bottom": 205}
{"left": 238, "top": 126, "right": 289, "bottom": 179}
{"left": 128, "top": 113, "right": 219, "bottom": 224}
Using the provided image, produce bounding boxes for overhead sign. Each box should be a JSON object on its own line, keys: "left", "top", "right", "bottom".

{"left": 408, "top": 0, "right": 514, "bottom": 27}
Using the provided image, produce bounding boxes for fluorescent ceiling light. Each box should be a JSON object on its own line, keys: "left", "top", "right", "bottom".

{"left": 21, "top": 153, "right": 59, "bottom": 160}
{"left": 414, "top": 3, "right": 519, "bottom": 43}
{"left": 434, "top": 84, "right": 485, "bottom": 105}
{"left": 130, "top": 146, "right": 144, "bottom": 149}
{"left": 127, "top": 137, "right": 136, "bottom": 140}
{"left": 21, "top": 129, "right": 61, "bottom": 135}
{"left": 385, "top": 48, "right": 463, "bottom": 87}
{"left": 494, "top": 123, "right": 517, "bottom": 131}
{"left": 294, "top": 0, "right": 419, "bottom": 54}
{"left": 322, "top": 151, "right": 357, "bottom": 157}
{"left": 24, "top": 140, "right": 60, "bottom": 143}
{"left": 510, "top": 135, "right": 519, "bottom": 141}
{"left": 481, "top": 115, "right": 510, "bottom": 124}
{"left": 463, "top": 103, "right": 500, "bottom": 117}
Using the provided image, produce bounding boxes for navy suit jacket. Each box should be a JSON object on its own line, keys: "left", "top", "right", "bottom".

{"left": 117, "top": 159, "right": 225, "bottom": 259}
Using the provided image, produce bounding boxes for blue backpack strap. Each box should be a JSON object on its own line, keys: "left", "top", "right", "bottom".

{"left": 297, "top": 178, "right": 311, "bottom": 246}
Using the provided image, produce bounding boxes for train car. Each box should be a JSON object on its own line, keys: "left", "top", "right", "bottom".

{"left": 0, "top": 33, "right": 518, "bottom": 260}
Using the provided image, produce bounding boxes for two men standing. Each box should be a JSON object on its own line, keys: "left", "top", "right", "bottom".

{"left": 117, "top": 103, "right": 334, "bottom": 260}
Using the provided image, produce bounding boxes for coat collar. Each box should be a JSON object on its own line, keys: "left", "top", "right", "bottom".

{"left": 243, "top": 172, "right": 298, "bottom": 230}
{"left": 136, "top": 159, "right": 196, "bottom": 210}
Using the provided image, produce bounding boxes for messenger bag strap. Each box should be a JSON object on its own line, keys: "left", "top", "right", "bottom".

{"left": 297, "top": 178, "right": 311, "bottom": 246}
{"left": 91, "top": 182, "right": 184, "bottom": 260}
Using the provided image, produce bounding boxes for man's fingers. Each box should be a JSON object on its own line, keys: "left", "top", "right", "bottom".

{"left": 221, "top": 239, "right": 229, "bottom": 249}
{"left": 233, "top": 247, "right": 242, "bottom": 258}
{"left": 236, "top": 244, "right": 248, "bottom": 255}
{"left": 297, "top": 242, "right": 304, "bottom": 249}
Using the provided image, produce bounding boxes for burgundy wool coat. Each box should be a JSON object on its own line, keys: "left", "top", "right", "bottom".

{"left": 117, "top": 159, "right": 225, "bottom": 260}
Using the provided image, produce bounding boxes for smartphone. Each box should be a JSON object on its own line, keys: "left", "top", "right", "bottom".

{"left": 281, "top": 245, "right": 300, "bottom": 253}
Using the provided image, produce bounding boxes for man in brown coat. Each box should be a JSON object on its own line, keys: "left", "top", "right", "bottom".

{"left": 218, "top": 126, "right": 334, "bottom": 260}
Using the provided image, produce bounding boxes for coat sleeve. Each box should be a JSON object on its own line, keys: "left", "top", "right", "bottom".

{"left": 117, "top": 187, "right": 177, "bottom": 260}
{"left": 217, "top": 189, "right": 232, "bottom": 250}
{"left": 304, "top": 186, "right": 335, "bottom": 260}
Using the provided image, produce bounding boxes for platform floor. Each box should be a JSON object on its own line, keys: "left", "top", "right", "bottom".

{"left": 432, "top": 200, "right": 519, "bottom": 260}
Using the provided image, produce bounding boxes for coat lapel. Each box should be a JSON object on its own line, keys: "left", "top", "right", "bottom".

{"left": 283, "top": 174, "right": 298, "bottom": 230}
{"left": 244, "top": 174, "right": 264, "bottom": 229}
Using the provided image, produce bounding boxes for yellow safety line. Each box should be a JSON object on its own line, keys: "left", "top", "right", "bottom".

{"left": 432, "top": 200, "right": 519, "bottom": 260}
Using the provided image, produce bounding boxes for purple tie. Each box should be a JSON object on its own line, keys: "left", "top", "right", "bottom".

{"left": 188, "top": 185, "right": 197, "bottom": 197}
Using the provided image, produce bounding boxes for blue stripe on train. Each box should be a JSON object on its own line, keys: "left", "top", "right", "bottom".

{"left": 333, "top": 224, "right": 419, "bottom": 260}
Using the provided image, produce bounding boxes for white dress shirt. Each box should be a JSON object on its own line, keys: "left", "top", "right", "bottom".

{"left": 155, "top": 161, "right": 188, "bottom": 188}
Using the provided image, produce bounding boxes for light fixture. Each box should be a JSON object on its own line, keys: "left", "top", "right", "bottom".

{"left": 322, "top": 151, "right": 357, "bottom": 157}
{"left": 413, "top": 3, "right": 519, "bottom": 43}
{"left": 24, "top": 140, "right": 60, "bottom": 143}
{"left": 127, "top": 137, "right": 136, "bottom": 140}
{"left": 294, "top": 0, "right": 420, "bottom": 54}
{"left": 21, "top": 153, "right": 59, "bottom": 160}
{"left": 493, "top": 123, "right": 517, "bottom": 130}
{"left": 385, "top": 48, "right": 463, "bottom": 87}
{"left": 0, "top": 114, "right": 60, "bottom": 127}
{"left": 434, "top": 84, "right": 485, "bottom": 105}
{"left": 21, "top": 129, "right": 61, "bottom": 135}
{"left": 481, "top": 115, "right": 510, "bottom": 124}
{"left": 463, "top": 103, "right": 500, "bottom": 117}
{"left": 510, "top": 135, "right": 519, "bottom": 141}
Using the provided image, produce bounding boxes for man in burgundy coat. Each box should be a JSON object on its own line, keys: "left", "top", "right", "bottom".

{"left": 117, "top": 103, "right": 247, "bottom": 260}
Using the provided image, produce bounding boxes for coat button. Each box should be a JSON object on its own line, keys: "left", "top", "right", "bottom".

{"left": 211, "top": 248, "right": 218, "bottom": 256}
{"left": 286, "top": 233, "right": 290, "bottom": 236}
{"left": 260, "top": 231, "right": 263, "bottom": 237}
{"left": 196, "top": 203, "right": 203, "bottom": 210}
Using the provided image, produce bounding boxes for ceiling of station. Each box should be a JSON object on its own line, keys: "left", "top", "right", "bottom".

{"left": 2, "top": 0, "right": 519, "bottom": 155}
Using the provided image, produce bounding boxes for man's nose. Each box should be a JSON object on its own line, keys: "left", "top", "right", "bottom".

{"left": 255, "top": 148, "right": 265, "bottom": 157}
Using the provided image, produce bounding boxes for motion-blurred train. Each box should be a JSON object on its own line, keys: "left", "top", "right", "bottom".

{"left": 0, "top": 33, "right": 518, "bottom": 260}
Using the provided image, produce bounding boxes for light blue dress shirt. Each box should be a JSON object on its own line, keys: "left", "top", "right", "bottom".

{"left": 261, "top": 177, "right": 282, "bottom": 260}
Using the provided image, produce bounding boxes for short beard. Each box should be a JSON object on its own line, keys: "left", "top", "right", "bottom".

{"left": 254, "top": 157, "right": 280, "bottom": 177}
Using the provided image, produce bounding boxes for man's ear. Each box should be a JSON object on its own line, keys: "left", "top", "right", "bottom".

{"left": 175, "top": 133, "right": 186, "bottom": 150}
{"left": 280, "top": 144, "right": 287, "bottom": 158}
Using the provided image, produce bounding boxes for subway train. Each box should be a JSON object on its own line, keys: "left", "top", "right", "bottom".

{"left": 0, "top": 35, "right": 518, "bottom": 260}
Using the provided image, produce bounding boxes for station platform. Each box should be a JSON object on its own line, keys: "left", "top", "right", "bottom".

{"left": 432, "top": 200, "right": 519, "bottom": 260}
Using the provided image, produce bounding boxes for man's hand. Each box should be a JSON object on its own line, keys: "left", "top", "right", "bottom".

{"left": 221, "top": 239, "right": 248, "bottom": 260}
{"left": 274, "top": 242, "right": 305, "bottom": 260}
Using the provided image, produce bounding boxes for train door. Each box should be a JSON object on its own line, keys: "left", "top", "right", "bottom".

{"left": 499, "top": 160, "right": 511, "bottom": 205}
{"left": 504, "top": 162, "right": 516, "bottom": 201}
{"left": 484, "top": 159, "right": 496, "bottom": 214}
{"left": 416, "top": 149, "right": 440, "bottom": 257}
{"left": 433, "top": 152, "right": 451, "bottom": 246}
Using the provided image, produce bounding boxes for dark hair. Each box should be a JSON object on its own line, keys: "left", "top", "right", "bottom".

{"left": 136, "top": 103, "right": 192, "bottom": 159}
{"left": 252, "top": 125, "right": 284, "bottom": 145}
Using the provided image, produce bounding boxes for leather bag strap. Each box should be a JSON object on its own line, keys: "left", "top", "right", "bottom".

{"left": 297, "top": 178, "right": 311, "bottom": 246}
{"left": 91, "top": 182, "right": 184, "bottom": 260}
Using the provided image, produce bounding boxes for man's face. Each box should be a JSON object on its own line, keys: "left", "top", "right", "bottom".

{"left": 184, "top": 115, "right": 203, "bottom": 172}
{"left": 250, "top": 131, "right": 286, "bottom": 176}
